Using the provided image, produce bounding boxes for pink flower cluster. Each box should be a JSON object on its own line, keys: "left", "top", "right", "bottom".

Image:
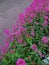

{"left": 31, "top": 44, "right": 37, "bottom": 52}
{"left": 3, "top": 0, "right": 49, "bottom": 45}
{"left": 43, "top": 20, "right": 48, "bottom": 26}
{"left": 0, "top": 0, "right": 49, "bottom": 64}
{"left": 16, "top": 58, "right": 26, "bottom": 65}
{"left": 41, "top": 36, "right": 48, "bottom": 44}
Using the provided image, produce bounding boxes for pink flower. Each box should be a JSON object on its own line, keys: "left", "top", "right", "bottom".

{"left": 28, "top": 18, "right": 33, "bottom": 23}
{"left": 0, "top": 45, "right": 7, "bottom": 55}
{"left": 41, "top": 36, "right": 48, "bottom": 44}
{"left": 5, "top": 42, "right": 9, "bottom": 48}
{"left": 1, "top": 47, "right": 7, "bottom": 55}
{"left": 18, "top": 13, "right": 26, "bottom": 25}
{"left": 36, "top": 3, "right": 43, "bottom": 12}
{"left": 4, "top": 29, "right": 10, "bottom": 36}
{"left": 31, "top": 44, "right": 37, "bottom": 52}
{"left": 4, "top": 29, "right": 12, "bottom": 41}
{"left": 18, "top": 26, "right": 27, "bottom": 33}
{"left": 17, "top": 38, "right": 22, "bottom": 44}
{"left": 18, "top": 26, "right": 25, "bottom": 32}
{"left": 30, "top": 13, "right": 35, "bottom": 18}
{"left": 10, "top": 30, "right": 22, "bottom": 39}
{"left": 4, "top": 40, "right": 9, "bottom": 48}
{"left": 42, "top": 20, "right": 48, "bottom": 26}
{"left": 16, "top": 58, "right": 26, "bottom": 65}
{"left": 25, "top": 7, "right": 30, "bottom": 14}
{"left": 44, "top": 16, "right": 48, "bottom": 19}
{"left": 44, "top": 7, "right": 49, "bottom": 12}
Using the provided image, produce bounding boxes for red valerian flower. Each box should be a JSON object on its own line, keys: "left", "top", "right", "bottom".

{"left": 16, "top": 58, "right": 26, "bottom": 65}
{"left": 41, "top": 36, "right": 48, "bottom": 44}
{"left": 31, "top": 44, "right": 37, "bottom": 52}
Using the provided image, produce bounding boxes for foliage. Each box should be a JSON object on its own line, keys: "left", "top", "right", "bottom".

{"left": 0, "top": 0, "right": 49, "bottom": 65}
